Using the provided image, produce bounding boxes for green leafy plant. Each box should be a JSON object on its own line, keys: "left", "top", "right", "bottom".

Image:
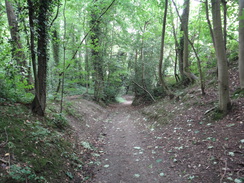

{"left": 7, "top": 165, "right": 47, "bottom": 183}
{"left": 51, "top": 113, "right": 68, "bottom": 129}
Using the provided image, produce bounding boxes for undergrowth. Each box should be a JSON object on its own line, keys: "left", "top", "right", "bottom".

{"left": 0, "top": 103, "right": 83, "bottom": 183}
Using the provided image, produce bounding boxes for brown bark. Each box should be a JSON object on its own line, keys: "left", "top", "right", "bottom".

{"left": 211, "top": 0, "right": 231, "bottom": 113}
{"left": 170, "top": 3, "right": 180, "bottom": 82}
{"left": 134, "top": 49, "right": 139, "bottom": 97}
{"left": 205, "top": 0, "right": 215, "bottom": 47}
{"left": 85, "top": 40, "right": 90, "bottom": 93}
{"left": 5, "top": 0, "right": 26, "bottom": 74}
{"left": 140, "top": 21, "right": 149, "bottom": 89}
{"left": 172, "top": 0, "right": 196, "bottom": 84}
{"left": 31, "top": 0, "right": 51, "bottom": 116}
{"left": 158, "top": 0, "right": 171, "bottom": 95}
{"left": 239, "top": 0, "right": 244, "bottom": 89}
{"left": 221, "top": 0, "right": 227, "bottom": 50}
{"left": 182, "top": 0, "right": 190, "bottom": 74}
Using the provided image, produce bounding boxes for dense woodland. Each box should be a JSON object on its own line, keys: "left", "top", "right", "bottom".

{"left": 0, "top": 0, "right": 243, "bottom": 115}
{"left": 0, "top": 0, "right": 244, "bottom": 182}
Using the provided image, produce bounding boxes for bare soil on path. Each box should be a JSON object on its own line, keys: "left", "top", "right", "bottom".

{"left": 92, "top": 96, "right": 183, "bottom": 183}
{"left": 67, "top": 71, "right": 244, "bottom": 183}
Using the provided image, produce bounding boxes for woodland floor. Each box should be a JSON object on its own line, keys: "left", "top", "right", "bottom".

{"left": 68, "top": 89, "right": 243, "bottom": 183}
{"left": 66, "top": 66, "right": 244, "bottom": 183}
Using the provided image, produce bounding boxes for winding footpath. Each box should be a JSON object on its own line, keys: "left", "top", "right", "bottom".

{"left": 92, "top": 96, "right": 183, "bottom": 183}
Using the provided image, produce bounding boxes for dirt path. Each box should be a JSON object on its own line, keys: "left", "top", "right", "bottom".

{"left": 92, "top": 96, "right": 183, "bottom": 183}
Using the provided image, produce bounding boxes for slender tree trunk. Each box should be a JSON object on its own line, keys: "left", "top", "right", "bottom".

{"left": 51, "top": 27, "right": 60, "bottom": 66}
{"left": 172, "top": 0, "right": 196, "bottom": 84}
{"left": 5, "top": 0, "right": 26, "bottom": 74}
{"left": 85, "top": 40, "right": 90, "bottom": 93}
{"left": 170, "top": 3, "right": 180, "bottom": 82}
{"left": 60, "top": 0, "right": 67, "bottom": 114}
{"left": 205, "top": 0, "right": 215, "bottom": 47}
{"left": 239, "top": 0, "right": 244, "bottom": 89}
{"left": 158, "top": 0, "right": 171, "bottom": 95}
{"left": 27, "top": 0, "right": 37, "bottom": 89}
{"left": 211, "top": 0, "right": 231, "bottom": 113}
{"left": 221, "top": 0, "right": 227, "bottom": 50}
{"left": 141, "top": 21, "right": 149, "bottom": 89}
{"left": 134, "top": 49, "right": 139, "bottom": 97}
{"left": 182, "top": 0, "right": 190, "bottom": 77}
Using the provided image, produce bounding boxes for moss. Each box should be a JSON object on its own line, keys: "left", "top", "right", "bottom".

{"left": 211, "top": 110, "right": 225, "bottom": 121}
{"left": 0, "top": 104, "right": 74, "bottom": 183}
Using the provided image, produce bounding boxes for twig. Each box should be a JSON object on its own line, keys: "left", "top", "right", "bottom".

{"left": 237, "top": 168, "right": 244, "bottom": 177}
{"left": 0, "top": 127, "right": 9, "bottom": 147}
{"left": 0, "top": 159, "right": 9, "bottom": 164}
{"left": 132, "top": 80, "right": 156, "bottom": 102}
{"left": 204, "top": 107, "right": 216, "bottom": 115}
{"left": 220, "top": 159, "right": 227, "bottom": 183}
{"left": 60, "top": 0, "right": 117, "bottom": 74}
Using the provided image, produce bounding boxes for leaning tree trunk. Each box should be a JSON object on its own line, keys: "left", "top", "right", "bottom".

{"left": 5, "top": 0, "right": 27, "bottom": 75}
{"left": 239, "top": 0, "right": 244, "bottom": 89}
{"left": 31, "top": 0, "right": 51, "bottom": 116}
{"left": 211, "top": 0, "right": 231, "bottom": 113}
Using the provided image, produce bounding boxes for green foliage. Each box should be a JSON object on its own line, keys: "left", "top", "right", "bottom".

{"left": 232, "top": 88, "right": 244, "bottom": 99}
{"left": 0, "top": 104, "right": 73, "bottom": 182}
{"left": 211, "top": 109, "right": 225, "bottom": 121}
{"left": 0, "top": 59, "right": 34, "bottom": 103}
{"left": 51, "top": 113, "right": 68, "bottom": 129}
{"left": 7, "top": 165, "right": 46, "bottom": 183}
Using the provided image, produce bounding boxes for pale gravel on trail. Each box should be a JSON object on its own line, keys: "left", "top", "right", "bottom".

{"left": 92, "top": 96, "right": 184, "bottom": 183}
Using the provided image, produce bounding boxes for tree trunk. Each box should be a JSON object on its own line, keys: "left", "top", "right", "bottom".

{"left": 172, "top": 0, "right": 196, "bottom": 84}
{"left": 205, "top": 0, "right": 215, "bottom": 47}
{"left": 31, "top": 0, "right": 51, "bottom": 116}
{"left": 85, "top": 40, "right": 90, "bottom": 93}
{"left": 170, "top": 3, "right": 180, "bottom": 82}
{"left": 134, "top": 49, "right": 139, "bottom": 97}
{"left": 211, "top": 0, "right": 231, "bottom": 113}
{"left": 239, "top": 0, "right": 244, "bottom": 89}
{"left": 158, "top": 0, "right": 171, "bottom": 96}
{"left": 221, "top": 0, "right": 227, "bottom": 50}
{"left": 182, "top": 0, "right": 190, "bottom": 76}
{"left": 27, "top": 0, "right": 37, "bottom": 90}
{"left": 140, "top": 21, "right": 149, "bottom": 89}
{"left": 5, "top": 0, "right": 26, "bottom": 74}
{"left": 51, "top": 28, "right": 60, "bottom": 66}
{"left": 91, "top": 1, "right": 104, "bottom": 103}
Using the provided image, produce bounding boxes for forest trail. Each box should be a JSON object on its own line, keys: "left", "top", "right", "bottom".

{"left": 92, "top": 96, "right": 183, "bottom": 183}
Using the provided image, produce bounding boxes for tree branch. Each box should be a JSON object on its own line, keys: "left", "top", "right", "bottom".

{"left": 132, "top": 80, "right": 156, "bottom": 102}
{"left": 59, "top": 0, "right": 116, "bottom": 75}
{"left": 50, "top": 0, "right": 61, "bottom": 27}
